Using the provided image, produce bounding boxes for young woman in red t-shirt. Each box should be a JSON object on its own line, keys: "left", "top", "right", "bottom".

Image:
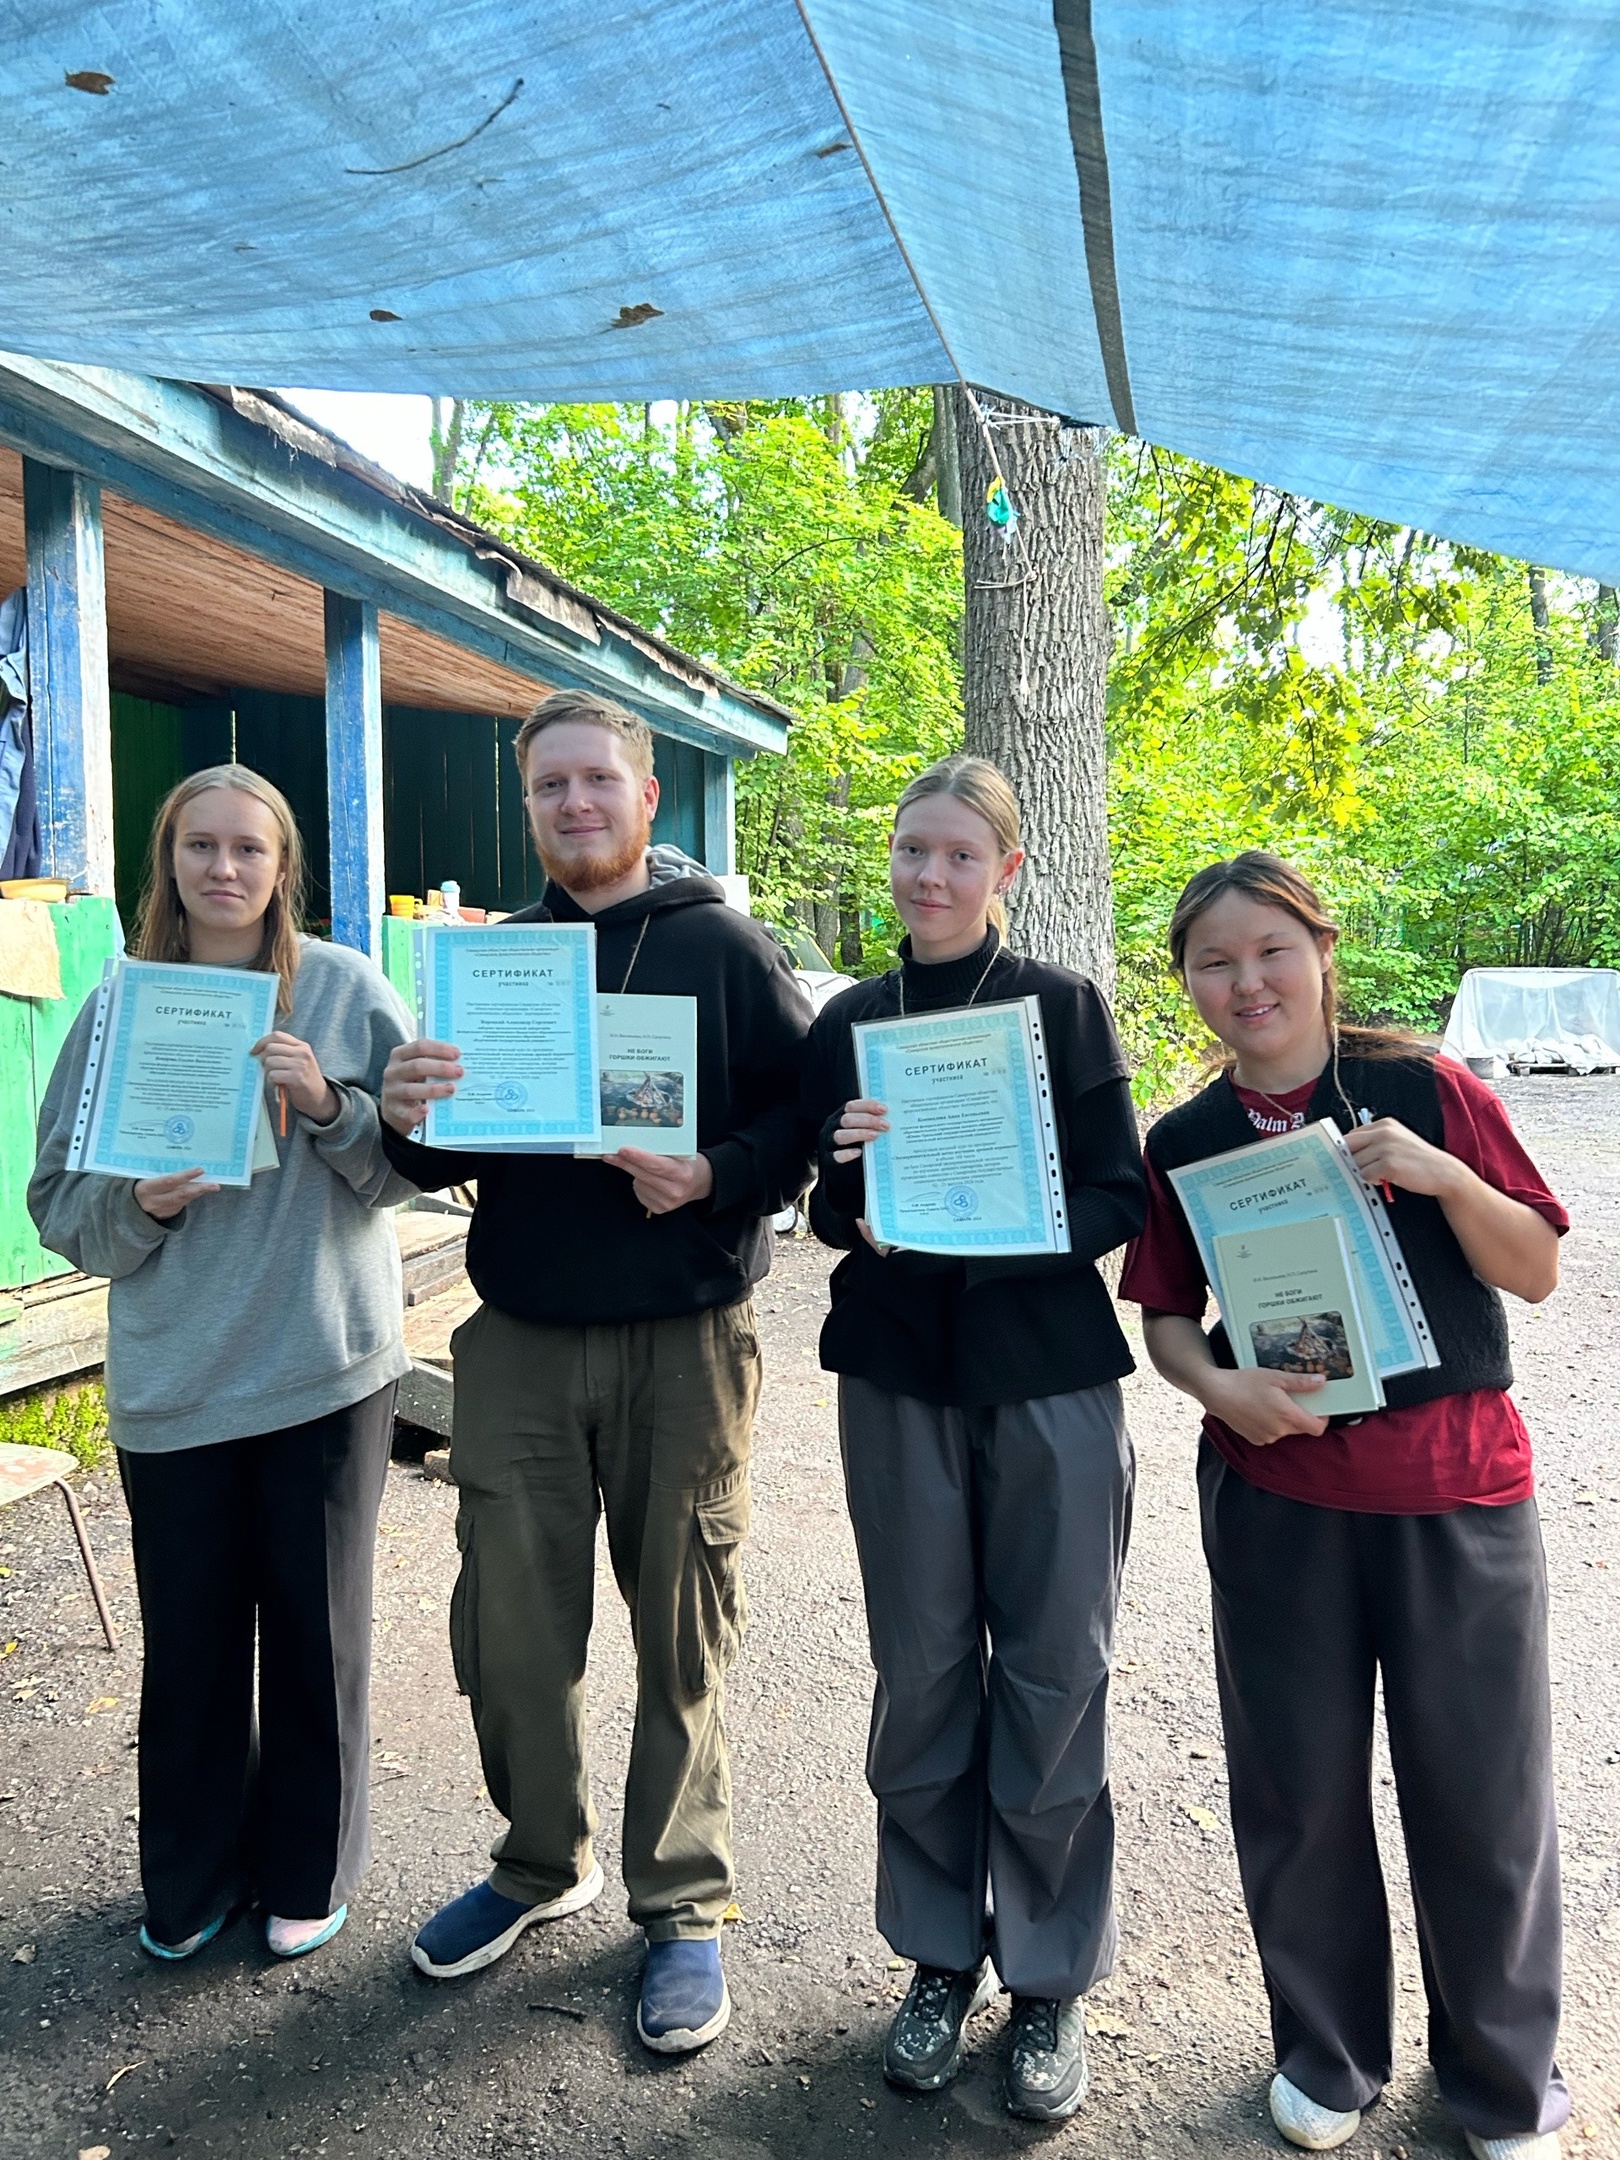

{"left": 1120, "top": 852, "right": 1568, "bottom": 2160}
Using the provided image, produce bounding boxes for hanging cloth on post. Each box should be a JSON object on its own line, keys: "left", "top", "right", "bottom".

{"left": 0, "top": 587, "right": 41, "bottom": 883}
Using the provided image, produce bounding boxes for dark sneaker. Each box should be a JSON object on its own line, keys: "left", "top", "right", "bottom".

{"left": 411, "top": 1863, "right": 604, "bottom": 1980}
{"left": 1006, "top": 1995, "right": 1089, "bottom": 2120}
{"left": 636, "top": 1936, "right": 731, "bottom": 2054}
{"left": 883, "top": 1960, "right": 998, "bottom": 2091}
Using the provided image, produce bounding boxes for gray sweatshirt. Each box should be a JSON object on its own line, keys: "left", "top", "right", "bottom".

{"left": 30, "top": 938, "right": 418, "bottom": 1453}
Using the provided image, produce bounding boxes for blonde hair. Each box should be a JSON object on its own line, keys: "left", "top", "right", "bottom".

{"left": 135, "top": 765, "right": 305, "bottom": 1014}
{"left": 513, "top": 688, "right": 655, "bottom": 785}
{"left": 894, "top": 754, "right": 1023, "bottom": 934}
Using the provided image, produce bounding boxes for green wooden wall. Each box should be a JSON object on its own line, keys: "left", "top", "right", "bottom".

{"left": 0, "top": 897, "right": 124, "bottom": 1287}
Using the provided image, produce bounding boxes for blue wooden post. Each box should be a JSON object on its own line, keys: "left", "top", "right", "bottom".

{"left": 323, "top": 590, "right": 384, "bottom": 958}
{"left": 702, "top": 752, "right": 736, "bottom": 876}
{"left": 22, "top": 460, "right": 114, "bottom": 894}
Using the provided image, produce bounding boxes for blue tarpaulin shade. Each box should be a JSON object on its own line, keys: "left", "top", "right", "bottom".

{"left": 3, "top": 2, "right": 1616, "bottom": 578}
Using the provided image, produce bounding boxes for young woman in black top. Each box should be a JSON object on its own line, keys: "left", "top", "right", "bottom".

{"left": 800, "top": 755, "right": 1146, "bottom": 2121}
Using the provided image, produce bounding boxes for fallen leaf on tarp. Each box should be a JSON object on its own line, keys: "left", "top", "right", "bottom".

{"left": 1184, "top": 1805, "right": 1221, "bottom": 1834}
{"left": 12, "top": 1943, "right": 35, "bottom": 1963}
{"left": 65, "top": 70, "right": 114, "bottom": 94}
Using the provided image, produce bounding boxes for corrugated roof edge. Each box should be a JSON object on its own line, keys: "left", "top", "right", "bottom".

{"left": 195, "top": 384, "right": 799, "bottom": 731}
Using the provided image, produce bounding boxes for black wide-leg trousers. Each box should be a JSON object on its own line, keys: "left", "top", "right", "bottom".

{"left": 118, "top": 1384, "right": 396, "bottom": 1944}
{"left": 1197, "top": 1440, "right": 1567, "bottom": 2140}
{"left": 840, "top": 1376, "right": 1134, "bottom": 2000}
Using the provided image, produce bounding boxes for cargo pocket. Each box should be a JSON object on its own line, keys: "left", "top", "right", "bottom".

{"left": 447, "top": 1507, "right": 481, "bottom": 1707}
{"left": 677, "top": 1473, "right": 751, "bottom": 1696}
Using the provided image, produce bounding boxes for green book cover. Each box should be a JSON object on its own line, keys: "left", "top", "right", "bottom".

{"left": 1212, "top": 1214, "right": 1385, "bottom": 1418}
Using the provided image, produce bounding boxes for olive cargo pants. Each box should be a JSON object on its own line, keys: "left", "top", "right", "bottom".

{"left": 448, "top": 1298, "right": 759, "bottom": 1937}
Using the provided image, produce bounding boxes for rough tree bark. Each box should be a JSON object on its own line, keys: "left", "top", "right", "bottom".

{"left": 429, "top": 397, "right": 466, "bottom": 505}
{"left": 1528, "top": 565, "right": 1553, "bottom": 684}
{"left": 953, "top": 389, "right": 1116, "bottom": 995}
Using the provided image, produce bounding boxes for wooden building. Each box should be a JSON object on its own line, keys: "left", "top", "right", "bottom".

{"left": 0, "top": 354, "right": 790, "bottom": 1289}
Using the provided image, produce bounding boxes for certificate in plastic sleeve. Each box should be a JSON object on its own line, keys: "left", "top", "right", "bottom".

{"left": 1167, "top": 1119, "right": 1438, "bottom": 1379}
{"left": 584, "top": 993, "right": 698, "bottom": 1157}
{"left": 853, "top": 997, "right": 1070, "bottom": 1257}
{"left": 67, "top": 959, "right": 277, "bottom": 1187}
{"left": 420, "top": 922, "right": 600, "bottom": 1150}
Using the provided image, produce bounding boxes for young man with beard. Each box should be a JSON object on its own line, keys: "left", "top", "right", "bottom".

{"left": 379, "top": 690, "right": 810, "bottom": 2052}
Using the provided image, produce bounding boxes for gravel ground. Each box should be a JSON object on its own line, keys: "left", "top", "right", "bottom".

{"left": 1, "top": 1075, "right": 1616, "bottom": 2160}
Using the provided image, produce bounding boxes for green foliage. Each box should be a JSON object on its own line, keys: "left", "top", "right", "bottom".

{"left": 0, "top": 1380, "right": 109, "bottom": 1471}
{"left": 455, "top": 394, "right": 964, "bottom": 970}
{"left": 1105, "top": 443, "right": 1620, "bottom": 1093}
{"left": 451, "top": 398, "right": 1620, "bottom": 1098}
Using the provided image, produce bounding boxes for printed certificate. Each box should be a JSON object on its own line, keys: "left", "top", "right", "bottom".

{"left": 419, "top": 922, "right": 600, "bottom": 1150}
{"left": 67, "top": 960, "right": 277, "bottom": 1187}
{"left": 588, "top": 993, "right": 698, "bottom": 1157}
{"left": 1212, "top": 1215, "right": 1385, "bottom": 1416}
{"left": 1167, "top": 1119, "right": 1438, "bottom": 1379}
{"left": 853, "top": 997, "right": 1070, "bottom": 1257}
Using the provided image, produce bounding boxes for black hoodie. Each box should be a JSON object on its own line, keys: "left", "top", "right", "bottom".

{"left": 381, "top": 853, "right": 812, "bottom": 1323}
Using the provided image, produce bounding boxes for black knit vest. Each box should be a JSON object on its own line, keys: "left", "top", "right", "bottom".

{"left": 1146, "top": 1055, "right": 1512, "bottom": 1410}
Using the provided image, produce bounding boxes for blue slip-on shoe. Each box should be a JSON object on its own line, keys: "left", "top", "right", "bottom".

{"left": 411, "top": 1862, "right": 604, "bottom": 1980}
{"left": 266, "top": 1906, "right": 348, "bottom": 1959}
{"left": 637, "top": 1936, "right": 732, "bottom": 2054}
{"left": 139, "top": 1914, "right": 227, "bottom": 1962}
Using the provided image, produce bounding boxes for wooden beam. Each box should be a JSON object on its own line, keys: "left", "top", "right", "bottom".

{"left": 324, "top": 591, "right": 384, "bottom": 959}
{"left": 22, "top": 460, "right": 113, "bottom": 894}
{"left": 702, "top": 753, "right": 736, "bottom": 875}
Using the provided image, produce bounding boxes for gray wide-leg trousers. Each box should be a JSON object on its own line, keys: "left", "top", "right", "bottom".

{"left": 839, "top": 1375, "right": 1133, "bottom": 1999}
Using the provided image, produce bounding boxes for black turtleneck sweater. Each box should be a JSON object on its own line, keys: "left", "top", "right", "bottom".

{"left": 799, "top": 931, "right": 1145, "bottom": 1406}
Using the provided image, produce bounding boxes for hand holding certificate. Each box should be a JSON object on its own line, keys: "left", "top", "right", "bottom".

{"left": 413, "top": 923, "right": 602, "bottom": 1150}
{"left": 853, "top": 997, "right": 1070, "bottom": 1257}
{"left": 68, "top": 959, "right": 279, "bottom": 1188}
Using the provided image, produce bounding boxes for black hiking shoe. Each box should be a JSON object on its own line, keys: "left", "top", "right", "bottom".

{"left": 1005, "top": 1994, "right": 1089, "bottom": 2120}
{"left": 882, "top": 1959, "right": 998, "bottom": 2091}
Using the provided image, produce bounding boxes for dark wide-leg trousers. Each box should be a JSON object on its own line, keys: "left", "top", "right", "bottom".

{"left": 118, "top": 1384, "right": 396, "bottom": 1945}
{"left": 1197, "top": 1440, "right": 1568, "bottom": 2140}
{"left": 839, "top": 1376, "right": 1134, "bottom": 1999}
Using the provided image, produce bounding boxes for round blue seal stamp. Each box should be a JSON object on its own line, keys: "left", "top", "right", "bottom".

{"left": 164, "top": 1114, "right": 195, "bottom": 1146}
{"left": 493, "top": 1081, "right": 528, "bottom": 1111}
{"left": 944, "top": 1183, "right": 978, "bottom": 1220}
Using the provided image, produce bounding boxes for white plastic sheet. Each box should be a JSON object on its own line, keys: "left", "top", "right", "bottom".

{"left": 1440, "top": 969, "right": 1620, "bottom": 1077}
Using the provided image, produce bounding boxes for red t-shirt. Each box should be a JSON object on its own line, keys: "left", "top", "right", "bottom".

{"left": 1119, "top": 1059, "right": 1569, "bottom": 1514}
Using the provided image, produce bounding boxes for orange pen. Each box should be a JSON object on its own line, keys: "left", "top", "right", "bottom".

{"left": 279, "top": 1085, "right": 288, "bottom": 1138}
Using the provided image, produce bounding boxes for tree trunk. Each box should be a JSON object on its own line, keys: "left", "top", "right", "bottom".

{"left": 933, "top": 386, "right": 962, "bottom": 528}
{"left": 953, "top": 390, "right": 1115, "bottom": 994}
{"left": 1527, "top": 565, "right": 1553, "bottom": 684}
{"left": 430, "top": 398, "right": 466, "bottom": 505}
{"left": 1595, "top": 583, "right": 1618, "bottom": 663}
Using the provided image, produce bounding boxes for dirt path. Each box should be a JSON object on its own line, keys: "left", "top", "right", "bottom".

{"left": 2, "top": 1077, "right": 1616, "bottom": 2160}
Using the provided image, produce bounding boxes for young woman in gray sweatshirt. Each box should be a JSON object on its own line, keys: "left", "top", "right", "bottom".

{"left": 30, "top": 765, "right": 416, "bottom": 1963}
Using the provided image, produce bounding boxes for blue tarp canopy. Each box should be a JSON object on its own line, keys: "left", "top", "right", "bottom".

{"left": 5, "top": 3, "right": 1617, "bottom": 578}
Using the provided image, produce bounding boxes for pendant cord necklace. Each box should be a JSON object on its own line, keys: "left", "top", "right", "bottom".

{"left": 898, "top": 932, "right": 1003, "bottom": 1018}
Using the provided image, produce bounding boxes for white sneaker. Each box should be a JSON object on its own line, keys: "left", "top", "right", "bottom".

{"left": 1464, "top": 2133, "right": 1562, "bottom": 2160}
{"left": 1270, "top": 2072, "right": 1362, "bottom": 2151}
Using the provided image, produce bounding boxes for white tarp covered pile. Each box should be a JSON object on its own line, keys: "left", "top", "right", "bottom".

{"left": 1440, "top": 969, "right": 1620, "bottom": 1077}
